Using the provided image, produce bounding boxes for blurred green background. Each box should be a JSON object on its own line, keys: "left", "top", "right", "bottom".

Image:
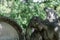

{"left": 0, "top": 0, "right": 60, "bottom": 32}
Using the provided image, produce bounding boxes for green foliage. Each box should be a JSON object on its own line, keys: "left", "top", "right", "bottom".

{"left": 0, "top": 0, "right": 60, "bottom": 31}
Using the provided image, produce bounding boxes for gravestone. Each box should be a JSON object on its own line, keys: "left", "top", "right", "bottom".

{"left": 0, "top": 16, "right": 23, "bottom": 40}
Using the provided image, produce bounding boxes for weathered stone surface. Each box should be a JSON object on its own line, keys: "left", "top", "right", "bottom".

{"left": 0, "top": 22, "right": 19, "bottom": 40}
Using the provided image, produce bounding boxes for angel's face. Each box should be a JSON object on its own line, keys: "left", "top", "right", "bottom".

{"left": 45, "top": 8, "right": 57, "bottom": 22}
{"left": 47, "top": 12, "right": 55, "bottom": 22}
